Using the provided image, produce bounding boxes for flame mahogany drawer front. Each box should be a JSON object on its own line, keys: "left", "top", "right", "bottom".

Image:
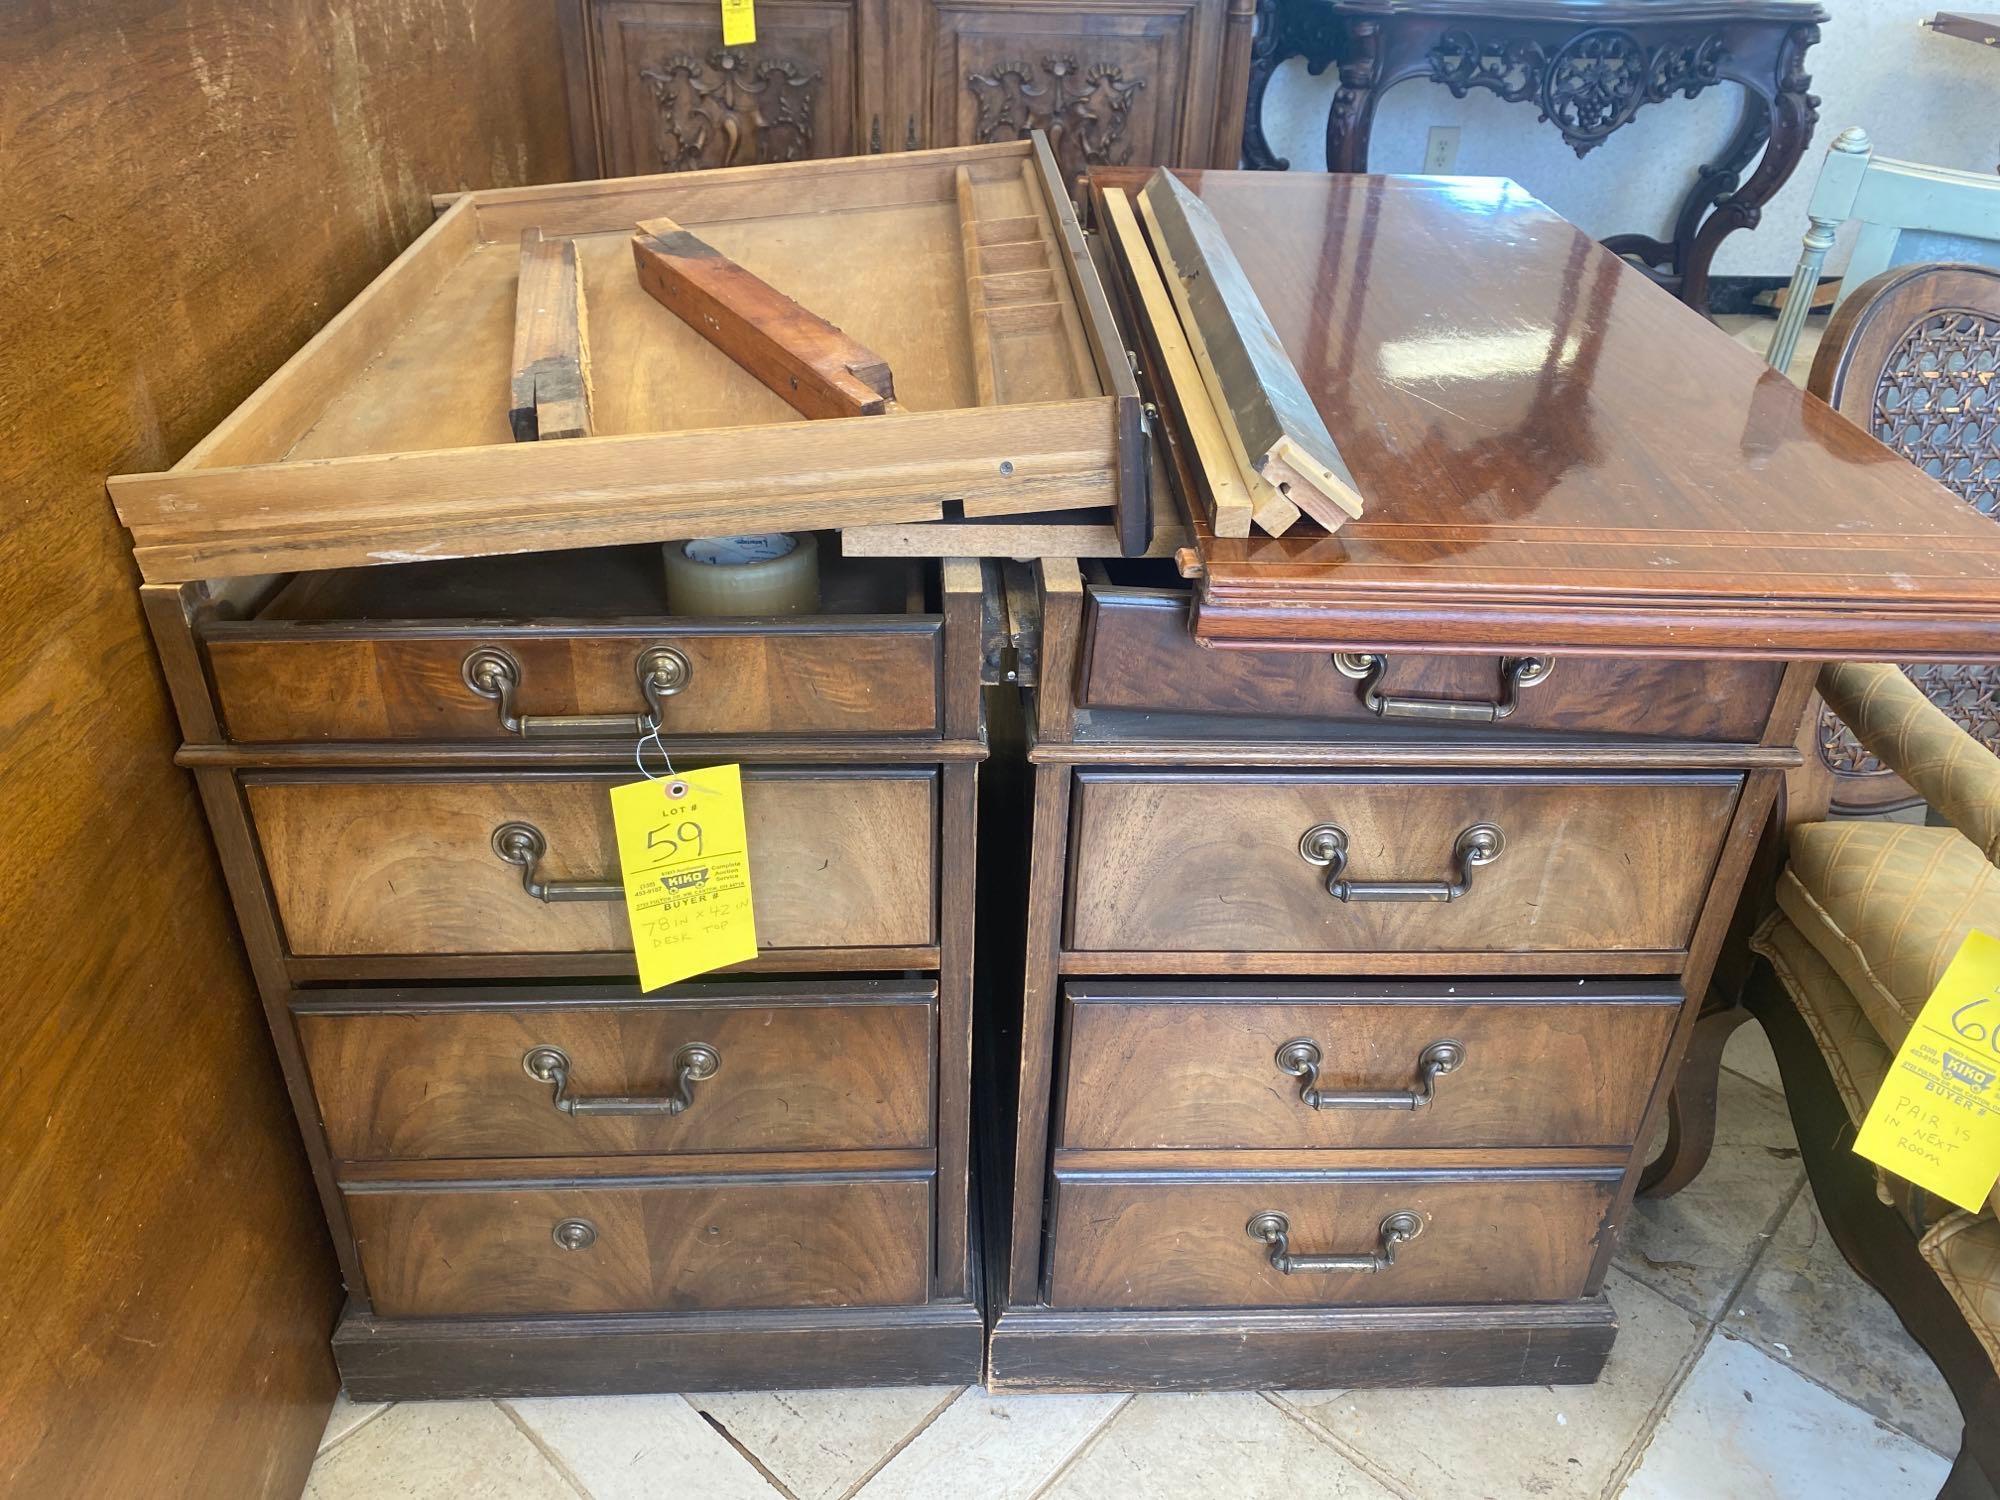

{"left": 346, "top": 1167, "right": 934, "bottom": 1318}
{"left": 1076, "top": 585, "right": 1788, "bottom": 741}
{"left": 1064, "top": 770, "right": 1742, "bottom": 956}
{"left": 1045, "top": 1165, "right": 1620, "bottom": 1309}
{"left": 204, "top": 621, "right": 944, "bottom": 742}
{"left": 245, "top": 768, "right": 938, "bottom": 958}
{"left": 1059, "top": 981, "right": 1681, "bottom": 1152}
{"left": 296, "top": 983, "right": 937, "bottom": 1163}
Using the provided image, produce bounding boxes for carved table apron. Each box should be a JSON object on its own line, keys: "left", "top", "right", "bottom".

{"left": 1242, "top": 0, "right": 1828, "bottom": 315}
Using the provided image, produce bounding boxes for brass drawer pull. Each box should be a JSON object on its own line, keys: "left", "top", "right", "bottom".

{"left": 491, "top": 821, "right": 622, "bottom": 902}
{"left": 1333, "top": 653, "right": 1551, "bottom": 722}
{"left": 552, "top": 1217, "right": 598, "bottom": 1251}
{"left": 1298, "top": 821, "right": 1504, "bottom": 902}
{"left": 524, "top": 1043, "right": 720, "bottom": 1116}
{"left": 1276, "top": 1038, "right": 1465, "bottom": 1110}
{"left": 463, "top": 645, "right": 691, "bottom": 737}
{"left": 1247, "top": 1210, "right": 1423, "bottom": 1274}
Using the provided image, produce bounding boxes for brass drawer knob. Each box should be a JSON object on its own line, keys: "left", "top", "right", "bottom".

{"left": 524, "top": 1043, "right": 721, "bottom": 1117}
{"left": 463, "top": 644, "right": 692, "bottom": 737}
{"left": 1277, "top": 1037, "right": 1465, "bottom": 1111}
{"left": 1333, "top": 652, "right": 1551, "bottom": 721}
{"left": 1297, "top": 821, "right": 1503, "bottom": 902}
{"left": 1248, "top": 1209, "right": 1422, "bottom": 1275}
{"left": 552, "top": 1218, "right": 598, "bottom": 1252}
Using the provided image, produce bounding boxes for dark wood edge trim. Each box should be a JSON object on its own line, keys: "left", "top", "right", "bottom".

{"left": 332, "top": 1297, "right": 986, "bottom": 1401}
{"left": 140, "top": 583, "right": 223, "bottom": 741}
{"left": 1032, "top": 740, "right": 1801, "bottom": 769}
{"left": 284, "top": 947, "right": 943, "bottom": 984}
{"left": 993, "top": 1297, "right": 1617, "bottom": 1338}
{"left": 240, "top": 764, "right": 943, "bottom": 786}
{"left": 289, "top": 978, "right": 939, "bottom": 1013}
{"left": 181, "top": 739, "right": 984, "bottom": 767}
{"left": 1764, "top": 658, "right": 1823, "bottom": 747}
{"left": 1051, "top": 1157, "right": 1630, "bottom": 1182}
{"left": 1007, "top": 763, "right": 1073, "bottom": 1304}
{"left": 340, "top": 1158, "right": 937, "bottom": 1192}
{"left": 1068, "top": 765, "right": 1745, "bottom": 787}
{"left": 1032, "top": 559, "right": 1083, "bottom": 744}
{"left": 1062, "top": 978, "right": 1684, "bottom": 1005}
{"left": 1057, "top": 951, "right": 1688, "bottom": 976}
{"left": 934, "top": 760, "right": 978, "bottom": 1298}
{"left": 201, "top": 615, "right": 943, "bottom": 642}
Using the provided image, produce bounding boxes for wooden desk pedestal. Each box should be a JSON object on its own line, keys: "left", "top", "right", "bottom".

{"left": 141, "top": 549, "right": 988, "bottom": 1400}
{"left": 988, "top": 563, "right": 1816, "bottom": 1390}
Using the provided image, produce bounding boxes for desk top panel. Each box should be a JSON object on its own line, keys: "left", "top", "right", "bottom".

{"left": 1093, "top": 168, "right": 2000, "bottom": 658}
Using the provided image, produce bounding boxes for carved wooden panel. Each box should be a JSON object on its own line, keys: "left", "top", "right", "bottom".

{"left": 589, "top": 1, "right": 862, "bottom": 175}
{"left": 914, "top": 0, "right": 1221, "bottom": 181}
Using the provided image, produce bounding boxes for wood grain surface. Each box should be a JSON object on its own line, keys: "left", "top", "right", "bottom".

{"left": 348, "top": 1168, "right": 932, "bottom": 1317}
{"left": 1047, "top": 1164, "right": 1619, "bottom": 1308}
{"left": 1059, "top": 981, "right": 1679, "bottom": 1150}
{"left": 1, "top": 0, "right": 568, "bottom": 1492}
{"left": 206, "top": 620, "right": 943, "bottom": 740}
{"left": 1077, "top": 586, "right": 1788, "bottom": 740}
{"left": 1065, "top": 770, "right": 1741, "bottom": 954}
{"left": 249, "top": 769, "right": 938, "bottom": 956}
{"left": 298, "top": 983, "right": 937, "bottom": 1161}
{"left": 1089, "top": 170, "right": 2000, "bottom": 659}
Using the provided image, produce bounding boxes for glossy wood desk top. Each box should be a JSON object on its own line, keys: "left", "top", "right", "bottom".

{"left": 1092, "top": 169, "right": 2000, "bottom": 658}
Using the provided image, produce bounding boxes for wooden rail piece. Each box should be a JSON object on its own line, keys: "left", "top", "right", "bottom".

{"left": 631, "top": 214, "right": 896, "bottom": 419}
{"left": 1100, "top": 191, "right": 1272, "bottom": 539}
{"left": 509, "top": 229, "right": 594, "bottom": 442}
{"left": 1139, "top": 168, "right": 1365, "bottom": 529}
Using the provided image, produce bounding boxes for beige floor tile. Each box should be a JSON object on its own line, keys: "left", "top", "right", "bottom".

{"left": 319, "top": 1391, "right": 391, "bottom": 1452}
{"left": 685, "top": 1387, "right": 961, "bottom": 1500}
{"left": 1615, "top": 1069, "right": 1806, "bottom": 1318}
{"left": 1282, "top": 1269, "right": 1704, "bottom": 1499}
{"left": 1619, "top": 1333, "right": 1951, "bottom": 1499}
{"left": 1042, "top": 1392, "right": 1394, "bottom": 1499}
{"left": 852, "top": 1389, "right": 1124, "bottom": 1500}
{"left": 507, "top": 1393, "right": 778, "bottom": 1499}
{"left": 303, "top": 1401, "right": 579, "bottom": 1500}
{"left": 1723, "top": 1020, "right": 1785, "bottom": 1094}
{"left": 1726, "top": 1190, "right": 1960, "bottom": 1455}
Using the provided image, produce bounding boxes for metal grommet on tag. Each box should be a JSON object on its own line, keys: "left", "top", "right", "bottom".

{"left": 665, "top": 779, "right": 689, "bottom": 800}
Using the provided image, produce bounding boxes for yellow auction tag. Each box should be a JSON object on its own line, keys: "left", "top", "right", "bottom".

{"left": 1855, "top": 929, "right": 2000, "bottom": 1212}
{"left": 610, "top": 766, "right": 758, "bottom": 992}
{"left": 721, "top": 0, "right": 754, "bottom": 46}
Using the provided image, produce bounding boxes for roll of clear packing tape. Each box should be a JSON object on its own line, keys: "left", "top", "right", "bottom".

{"left": 663, "top": 532, "right": 821, "bottom": 616}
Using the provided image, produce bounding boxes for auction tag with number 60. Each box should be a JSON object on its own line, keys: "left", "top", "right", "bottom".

{"left": 609, "top": 766, "right": 758, "bottom": 992}
{"left": 1855, "top": 928, "right": 2000, "bottom": 1212}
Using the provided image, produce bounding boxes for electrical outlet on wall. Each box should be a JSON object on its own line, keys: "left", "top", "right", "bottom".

{"left": 1423, "top": 126, "right": 1461, "bottom": 174}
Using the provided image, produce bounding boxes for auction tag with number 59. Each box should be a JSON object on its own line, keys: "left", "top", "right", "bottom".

{"left": 609, "top": 766, "right": 758, "bottom": 992}
{"left": 1855, "top": 928, "right": 2000, "bottom": 1212}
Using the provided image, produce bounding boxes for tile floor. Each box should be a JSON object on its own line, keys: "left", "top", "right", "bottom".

{"left": 308, "top": 313, "right": 1919, "bottom": 1500}
{"left": 304, "top": 1026, "right": 1961, "bottom": 1500}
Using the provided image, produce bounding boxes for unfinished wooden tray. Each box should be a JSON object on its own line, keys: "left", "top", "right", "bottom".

{"left": 110, "top": 139, "right": 1141, "bottom": 583}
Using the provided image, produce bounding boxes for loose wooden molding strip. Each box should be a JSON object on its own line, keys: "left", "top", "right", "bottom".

{"left": 509, "top": 228, "right": 594, "bottom": 442}
{"left": 1100, "top": 189, "right": 1272, "bottom": 539}
{"left": 632, "top": 214, "right": 896, "bottom": 419}
{"left": 1139, "top": 168, "right": 1364, "bottom": 530}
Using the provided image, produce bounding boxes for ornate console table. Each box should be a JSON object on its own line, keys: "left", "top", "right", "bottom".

{"left": 1243, "top": 0, "right": 1828, "bottom": 313}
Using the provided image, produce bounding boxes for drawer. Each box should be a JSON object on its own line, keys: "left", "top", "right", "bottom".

{"left": 297, "top": 982, "right": 936, "bottom": 1162}
{"left": 347, "top": 1164, "right": 932, "bottom": 1317}
{"left": 202, "top": 550, "right": 942, "bottom": 742}
{"left": 249, "top": 768, "right": 936, "bottom": 957}
{"left": 1065, "top": 770, "right": 1740, "bottom": 955}
{"left": 1059, "top": 981, "right": 1680, "bottom": 1150}
{"left": 1076, "top": 584, "right": 1786, "bottom": 741}
{"left": 1046, "top": 1163, "right": 1619, "bottom": 1309}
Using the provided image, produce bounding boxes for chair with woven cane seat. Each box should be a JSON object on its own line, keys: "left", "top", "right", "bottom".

{"left": 1637, "top": 261, "right": 2000, "bottom": 1205}
{"left": 1744, "top": 660, "right": 2000, "bottom": 1500}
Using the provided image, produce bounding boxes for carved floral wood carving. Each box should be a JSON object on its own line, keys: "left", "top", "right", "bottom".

{"left": 1822, "top": 307, "right": 2000, "bottom": 778}
{"left": 1427, "top": 25, "right": 1726, "bottom": 158}
{"left": 640, "top": 49, "right": 821, "bottom": 171}
{"left": 966, "top": 56, "right": 1146, "bottom": 180}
